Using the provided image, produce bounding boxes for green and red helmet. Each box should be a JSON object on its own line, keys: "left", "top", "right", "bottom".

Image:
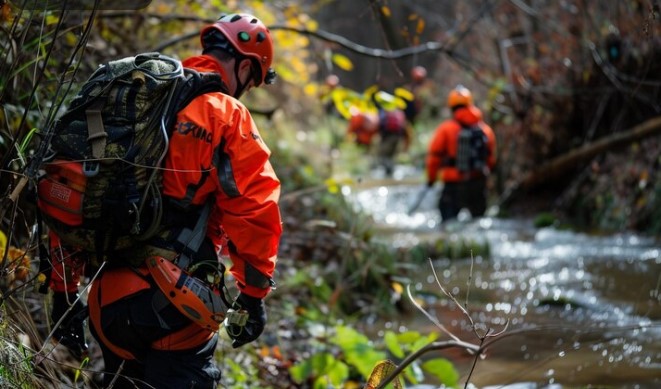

{"left": 201, "top": 13, "right": 276, "bottom": 86}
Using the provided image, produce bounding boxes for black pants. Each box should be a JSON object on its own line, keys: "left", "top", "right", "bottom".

{"left": 439, "top": 178, "right": 488, "bottom": 222}
{"left": 90, "top": 285, "right": 221, "bottom": 388}
{"left": 377, "top": 134, "right": 403, "bottom": 177}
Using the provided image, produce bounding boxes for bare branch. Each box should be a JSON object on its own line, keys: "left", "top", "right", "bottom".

{"left": 429, "top": 258, "right": 478, "bottom": 335}
{"left": 406, "top": 284, "right": 461, "bottom": 343}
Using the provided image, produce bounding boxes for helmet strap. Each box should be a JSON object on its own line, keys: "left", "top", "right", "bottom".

{"left": 232, "top": 58, "right": 251, "bottom": 99}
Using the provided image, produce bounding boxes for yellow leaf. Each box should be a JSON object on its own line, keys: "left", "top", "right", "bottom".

{"left": 362, "top": 85, "right": 380, "bottom": 100}
{"left": 374, "top": 91, "right": 408, "bottom": 110}
{"left": 364, "top": 360, "right": 402, "bottom": 389}
{"left": 305, "top": 18, "right": 318, "bottom": 31}
{"left": 381, "top": 6, "right": 391, "bottom": 18}
{"left": 46, "top": 15, "right": 59, "bottom": 25}
{"left": 303, "top": 83, "right": 318, "bottom": 97}
{"left": 416, "top": 18, "right": 425, "bottom": 35}
{"left": 332, "top": 53, "right": 354, "bottom": 71}
{"left": 394, "top": 87, "right": 414, "bottom": 102}
{"left": 345, "top": 381, "right": 362, "bottom": 389}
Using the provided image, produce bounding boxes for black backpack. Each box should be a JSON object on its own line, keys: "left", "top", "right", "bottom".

{"left": 379, "top": 109, "right": 407, "bottom": 135}
{"left": 36, "top": 52, "right": 225, "bottom": 257}
{"left": 455, "top": 124, "right": 488, "bottom": 173}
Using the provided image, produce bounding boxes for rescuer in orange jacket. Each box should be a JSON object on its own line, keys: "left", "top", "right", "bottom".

{"left": 426, "top": 85, "right": 496, "bottom": 222}
{"left": 47, "top": 13, "right": 282, "bottom": 388}
{"left": 346, "top": 107, "right": 379, "bottom": 150}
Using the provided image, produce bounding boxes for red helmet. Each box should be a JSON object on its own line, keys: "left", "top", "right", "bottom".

{"left": 325, "top": 74, "right": 340, "bottom": 88}
{"left": 447, "top": 85, "right": 473, "bottom": 108}
{"left": 201, "top": 13, "right": 275, "bottom": 86}
{"left": 411, "top": 66, "right": 427, "bottom": 82}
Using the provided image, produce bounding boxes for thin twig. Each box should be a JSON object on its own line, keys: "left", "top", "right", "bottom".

{"left": 37, "top": 261, "right": 106, "bottom": 360}
{"left": 465, "top": 250, "right": 474, "bottom": 314}
{"left": 429, "top": 258, "right": 476, "bottom": 331}
{"left": 406, "top": 284, "right": 461, "bottom": 343}
{"left": 464, "top": 337, "right": 486, "bottom": 389}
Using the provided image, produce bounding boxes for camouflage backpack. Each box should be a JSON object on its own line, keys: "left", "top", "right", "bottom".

{"left": 37, "top": 52, "right": 225, "bottom": 258}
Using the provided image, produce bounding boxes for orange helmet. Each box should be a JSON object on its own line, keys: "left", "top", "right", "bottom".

{"left": 411, "top": 66, "right": 427, "bottom": 82}
{"left": 447, "top": 85, "right": 473, "bottom": 108}
{"left": 201, "top": 13, "right": 276, "bottom": 86}
{"left": 147, "top": 256, "right": 227, "bottom": 331}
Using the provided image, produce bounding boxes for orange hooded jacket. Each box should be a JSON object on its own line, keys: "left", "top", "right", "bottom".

{"left": 347, "top": 111, "right": 378, "bottom": 146}
{"left": 426, "top": 105, "right": 496, "bottom": 183}
{"left": 162, "top": 55, "right": 282, "bottom": 299}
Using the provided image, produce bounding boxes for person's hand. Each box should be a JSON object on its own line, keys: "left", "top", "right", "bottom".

{"left": 51, "top": 292, "right": 88, "bottom": 359}
{"left": 225, "top": 293, "right": 266, "bottom": 349}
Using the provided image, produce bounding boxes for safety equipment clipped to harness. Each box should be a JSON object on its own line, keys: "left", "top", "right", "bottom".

{"left": 146, "top": 256, "right": 227, "bottom": 331}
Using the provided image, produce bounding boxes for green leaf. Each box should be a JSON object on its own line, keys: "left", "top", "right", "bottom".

{"left": 384, "top": 331, "right": 404, "bottom": 358}
{"left": 313, "top": 359, "right": 349, "bottom": 389}
{"left": 289, "top": 357, "right": 314, "bottom": 383}
{"left": 421, "top": 358, "right": 460, "bottom": 387}
{"left": 332, "top": 326, "right": 387, "bottom": 378}
{"left": 290, "top": 352, "right": 347, "bottom": 385}
{"left": 395, "top": 330, "right": 421, "bottom": 345}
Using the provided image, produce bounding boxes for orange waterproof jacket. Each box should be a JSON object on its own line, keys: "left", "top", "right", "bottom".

{"left": 162, "top": 55, "right": 282, "bottom": 299}
{"left": 347, "top": 111, "right": 378, "bottom": 146}
{"left": 426, "top": 105, "right": 496, "bottom": 183}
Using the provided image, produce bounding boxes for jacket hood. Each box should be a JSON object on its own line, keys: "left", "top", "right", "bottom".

{"left": 183, "top": 55, "right": 229, "bottom": 81}
{"left": 453, "top": 105, "right": 483, "bottom": 126}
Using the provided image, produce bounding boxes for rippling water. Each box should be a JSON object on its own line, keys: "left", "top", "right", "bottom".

{"left": 345, "top": 177, "right": 661, "bottom": 388}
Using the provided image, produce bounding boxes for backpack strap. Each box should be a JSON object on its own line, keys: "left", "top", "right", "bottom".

{"left": 174, "top": 199, "right": 213, "bottom": 270}
{"left": 85, "top": 99, "right": 107, "bottom": 163}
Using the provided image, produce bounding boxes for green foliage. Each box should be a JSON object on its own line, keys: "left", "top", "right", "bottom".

{"left": 0, "top": 309, "right": 38, "bottom": 389}
{"left": 221, "top": 355, "right": 261, "bottom": 389}
{"left": 408, "top": 235, "right": 490, "bottom": 261}
{"left": 533, "top": 212, "right": 557, "bottom": 228}
{"left": 288, "top": 324, "right": 460, "bottom": 388}
{"left": 383, "top": 330, "right": 459, "bottom": 387}
{"left": 421, "top": 358, "right": 460, "bottom": 387}
{"left": 289, "top": 352, "right": 350, "bottom": 389}
{"left": 332, "top": 326, "right": 387, "bottom": 379}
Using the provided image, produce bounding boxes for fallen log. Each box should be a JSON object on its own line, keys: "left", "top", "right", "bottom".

{"left": 500, "top": 115, "right": 661, "bottom": 206}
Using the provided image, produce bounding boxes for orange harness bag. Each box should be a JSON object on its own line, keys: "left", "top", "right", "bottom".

{"left": 88, "top": 262, "right": 217, "bottom": 360}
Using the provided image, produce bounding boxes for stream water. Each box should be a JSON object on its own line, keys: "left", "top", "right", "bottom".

{"left": 345, "top": 171, "right": 661, "bottom": 389}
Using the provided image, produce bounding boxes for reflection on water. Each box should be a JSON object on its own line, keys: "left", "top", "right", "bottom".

{"left": 346, "top": 178, "right": 661, "bottom": 388}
